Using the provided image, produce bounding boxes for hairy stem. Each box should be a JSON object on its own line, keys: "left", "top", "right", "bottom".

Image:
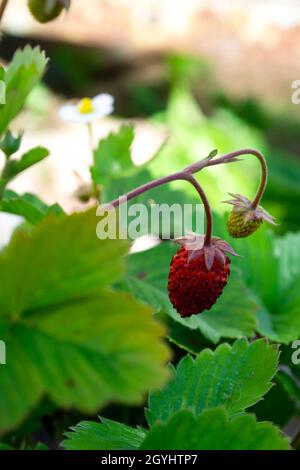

{"left": 106, "top": 150, "right": 239, "bottom": 209}
{"left": 0, "top": 181, "right": 4, "bottom": 200}
{"left": 212, "top": 148, "right": 267, "bottom": 209}
{"left": 250, "top": 152, "right": 268, "bottom": 209}
{"left": 0, "top": 0, "right": 9, "bottom": 23}
{"left": 105, "top": 147, "right": 267, "bottom": 241}
{"left": 108, "top": 171, "right": 213, "bottom": 244}
{"left": 182, "top": 174, "right": 212, "bottom": 245}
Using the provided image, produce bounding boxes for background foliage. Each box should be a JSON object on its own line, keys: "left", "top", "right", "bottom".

{"left": 1, "top": 8, "right": 300, "bottom": 449}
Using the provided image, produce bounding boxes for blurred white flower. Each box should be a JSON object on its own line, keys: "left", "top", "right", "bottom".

{"left": 59, "top": 94, "right": 114, "bottom": 124}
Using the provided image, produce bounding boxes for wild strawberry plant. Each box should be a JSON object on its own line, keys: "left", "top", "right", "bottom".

{"left": 63, "top": 340, "right": 290, "bottom": 450}
{"left": 0, "top": 0, "right": 300, "bottom": 451}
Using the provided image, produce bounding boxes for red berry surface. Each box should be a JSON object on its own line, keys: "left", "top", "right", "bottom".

{"left": 168, "top": 246, "right": 230, "bottom": 317}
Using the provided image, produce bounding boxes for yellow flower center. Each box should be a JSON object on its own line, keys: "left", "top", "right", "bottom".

{"left": 78, "top": 98, "right": 93, "bottom": 114}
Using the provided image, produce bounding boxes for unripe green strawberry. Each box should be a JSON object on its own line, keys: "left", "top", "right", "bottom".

{"left": 224, "top": 193, "right": 276, "bottom": 239}
{"left": 28, "top": 0, "right": 69, "bottom": 23}
{"left": 227, "top": 211, "right": 262, "bottom": 238}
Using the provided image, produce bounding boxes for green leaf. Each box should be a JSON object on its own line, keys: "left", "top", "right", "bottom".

{"left": 277, "top": 369, "right": 300, "bottom": 404}
{"left": 276, "top": 231, "right": 300, "bottom": 290}
{"left": 28, "top": 0, "right": 68, "bottom": 23}
{"left": 0, "top": 130, "right": 22, "bottom": 157}
{"left": 275, "top": 344, "right": 300, "bottom": 406}
{"left": 149, "top": 87, "right": 265, "bottom": 208}
{"left": 206, "top": 148, "right": 218, "bottom": 159}
{"left": 228, "top": 228, "right": 300, "bottom": 343}
{"left": 0, "top": 443, "right": 12, "bottom": 450}
{"left": 0, "top": 209, "right": 170, "bottom": 433}
{"left": 0, "top": 65, "right": 5, "bottom": 82}
{"left": 140, "top": 408, "right": 290, "bottom": 450}
{"left": 125, "top": 241, "right": 257, "bottom": 343}
{"left": 146, "top": 339, "right": 278, "bottom": 425}
{"left": 0, "top": 293, "right": 169, "bottom": 434}
{"left": 166, "top": 320, "right": 213, "bottom": 354}
{"left": 267, "top": 150, "right": 300, "bottom": 203}
{"left": 102, "top": 167, "right": 150, "bottom": 203}
{"left": 12, "top": 147, "right": 49, "bottom": 175}
{"left": 0, "top": 442, "right": 47, "bottom": 450}
{"left": 0, "top": 147, "right": 48, "bottom": 190}
{"left": 0, "top": 46, "right": 48, "bottom": 134}
{"left": 0, "top": 209, "right": 128, "bottom": 315}
{"left": 1, "top": 190, "right": 63, "bottom": 224}
{"left": 91, "top": 125, "right": 135, "bottom": 186}
{"left": 63, "top": 417, "right": 146, "bottom": 450}
{"left": 33, "top": 443, "right": 48, "bottom": 450}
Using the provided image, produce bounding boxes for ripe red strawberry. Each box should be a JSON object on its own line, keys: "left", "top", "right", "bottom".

{"left": 168, "top": 234, "right": 237, "bottom": 317}
{"left": 224, "top": 193, "right": 276, "bottom": 238}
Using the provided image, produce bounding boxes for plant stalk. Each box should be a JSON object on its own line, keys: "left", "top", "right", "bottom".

{"left": 0, "top": 177, "right": 7, "bottom": 200}
{"left": 87, "top": 122, "right": 94, "bottom": 155}
{"left": 106, "top": 170, "right": 213, "bottom": 245}
{"left": 0, "top": 0, "right": 9, "bottom": 23}
{"left": 105, "top": 148, "right": 267, "bottom": 242}
{"left": 106, "top": 150, "right": 238, "bottom": 210}
{"left": 212, "top": 148, "right": 267, "bottom": 208}
{"left": 180, "top": 174, "right": 212, "bottom": 246}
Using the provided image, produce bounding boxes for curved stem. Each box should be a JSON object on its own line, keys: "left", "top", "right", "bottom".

{"left": 251, "top": 152, "right": 268, "bottom": 209}
{"left": 0, "top": 0, "right": 9, "bottom": 23}
{"left": 182, "top": 174, "right": 212, "bottom": 246}
{"left": 105, "top": 147, "right": 267, "bottom": 241}
{"left": 211, "top": 148, "right": 267, "bottom": 209}
{"left": 107, "top": 172, "right": 183, "bottom": 208}
{"left": 106, "top": 171, "right": 212, "bottom": 245}
{"left": 105, "top": 149, "right": 240, "bottom": 209}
